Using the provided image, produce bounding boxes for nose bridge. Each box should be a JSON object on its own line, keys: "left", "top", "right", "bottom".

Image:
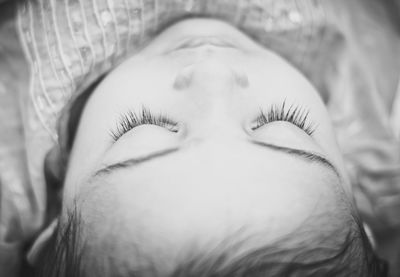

{"left": 194, "top": 104, "right": 244, "bottom": 141}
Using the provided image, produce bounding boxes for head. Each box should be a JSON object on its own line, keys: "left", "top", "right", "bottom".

{"left": 35, "top": 19, "right": 386, "bottom": 276}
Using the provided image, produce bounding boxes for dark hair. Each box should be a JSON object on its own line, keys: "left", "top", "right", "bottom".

{"left": 31, "top": 203, "right": 388, "bottom": 277}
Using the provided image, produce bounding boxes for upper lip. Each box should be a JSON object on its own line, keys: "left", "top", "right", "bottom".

{"left": 169, "top": 37, "right": 237, "bottom": 52}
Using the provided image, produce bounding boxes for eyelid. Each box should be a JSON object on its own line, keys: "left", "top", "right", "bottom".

{"left": 251, "top": 101, "right": 315, "bottom": 136}
{"left": 110, "top": 107, "right": 179, "bottom": 142}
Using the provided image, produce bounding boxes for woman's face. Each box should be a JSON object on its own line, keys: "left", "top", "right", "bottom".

{"left": 63, "top": 19, "right": 353, "bottom": 267}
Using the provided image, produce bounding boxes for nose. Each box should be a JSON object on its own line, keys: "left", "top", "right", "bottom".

{"left": 172, "top": 58, "right": 249, "bottom": 138}
{"left": 173, "top": 59, "right": 249, "bottom": 93}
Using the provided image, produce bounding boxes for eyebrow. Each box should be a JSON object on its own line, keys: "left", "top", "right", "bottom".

{"left": 250, "top": 140, "right": 340, "bottom": 177}
{"left": 92, "top": 141, "right": 340, "bottom": 178}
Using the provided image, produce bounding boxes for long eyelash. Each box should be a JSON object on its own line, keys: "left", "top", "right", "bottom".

{"left": 110, "top": 108, "right": 178, "bottom": 141}
{"left": 253, "top": 101, "right": 316, "bottom": 135}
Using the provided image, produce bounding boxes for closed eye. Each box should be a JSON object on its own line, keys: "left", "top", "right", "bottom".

{"left": 252, "top": 101, "right": 315, "bottom": 136}
{"left": 110, "top": 107, "right": 179, "bottom": 142}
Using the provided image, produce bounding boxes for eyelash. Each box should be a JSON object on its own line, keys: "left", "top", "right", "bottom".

{"left": 111, "top": 102, "right": 315, "bottom": 141}
{"left": 110, "top": 108, "right": 178, "bottom": 141}
{"left": 252, "top": 101, "right": 315, "bottom": 136}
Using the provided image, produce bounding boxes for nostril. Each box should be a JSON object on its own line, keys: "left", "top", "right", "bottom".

{"left": 173, "top": 66, "right": 193, "bottom": 90}
{"left": 237, "top": 72, "right": 249, "bottom": 88}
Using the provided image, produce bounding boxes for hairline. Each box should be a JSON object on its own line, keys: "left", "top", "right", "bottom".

{"left": 50, "top": 199, "right": 371, "bottom": 276}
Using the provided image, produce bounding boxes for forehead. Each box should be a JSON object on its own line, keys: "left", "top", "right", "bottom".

{"left": 75, "top": 144, "right": 345, "bottom": 258}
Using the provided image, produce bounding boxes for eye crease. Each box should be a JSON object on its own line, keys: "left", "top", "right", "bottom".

{"left": 110, "top": 107, "right": 179, "bottom": 142}
{"left": 252, "top": 101, "right": 316, "bottom": 136}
